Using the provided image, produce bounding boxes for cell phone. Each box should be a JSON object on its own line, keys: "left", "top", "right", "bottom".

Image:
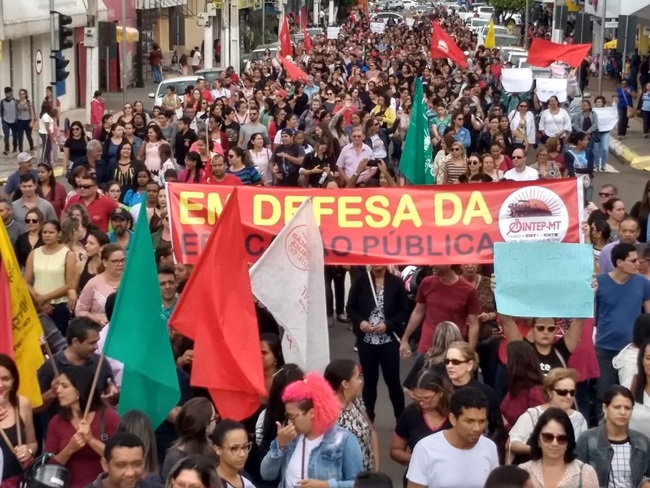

{"left": 367, "top": 159, "right": 380, "bottom": 167}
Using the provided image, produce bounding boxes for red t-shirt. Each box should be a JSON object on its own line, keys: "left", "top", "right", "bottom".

{"left": 64, "top": 193, "right": 119, "bottom": 233}
{"left": 415, "top": 276, "right": 480, "bottom": 354}
{"left": 45, "top": 408, "right": 120, "bottom": 488}
{"left": 203, "top": 173, "right": 243, "bottom": 186}
{"left": 498, "top": 155, "right": 514, "bottom": 173}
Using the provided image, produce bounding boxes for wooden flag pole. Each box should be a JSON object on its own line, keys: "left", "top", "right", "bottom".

{"left": 42, "top": 341, "right": 60, "bottom": 378}
{"left": 83, "top": 354, "right": 105, "bottom": 420}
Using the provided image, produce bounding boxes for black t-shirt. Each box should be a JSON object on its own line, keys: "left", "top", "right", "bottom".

{"left": 403, "top": 356, "right": 447, "bottom": 391}
{"left": 174, "top": 129, "right": 198, "bottom": 166}
{"left": 526, "top": 337, "right": 571, "bottom": 375}
{"left": 394, "top": 403, "right": 451, "bottom": 451}
{"left": 302, "top": 153, "right": 333, "bottom": 187}
{"left": 272, "top": 143, "right": 305, "bottom": 187}
{"left": 588, "top": 209, "right": 608, "bottom": 226}
{"left": 222, "top": 121, "right": 241, "bottom": 146}
{"left": 65, "top": 136, "right": 88, "bottom": 163}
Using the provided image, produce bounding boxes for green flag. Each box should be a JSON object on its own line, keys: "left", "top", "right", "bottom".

{"left": 400, "top": 78, "right": 434, "bottom": 185}
{"left": 103, "top": 204, "right": 180, "bottom": 428}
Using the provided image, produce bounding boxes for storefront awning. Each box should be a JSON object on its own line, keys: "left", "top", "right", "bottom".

{"left": 2, "top": 0, "right": 108, "bottom": 40}
{"left": 116, "top": 26, "right": 140, "bottom": 43}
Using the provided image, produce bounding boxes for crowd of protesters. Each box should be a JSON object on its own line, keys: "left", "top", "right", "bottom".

{"left": 3, "top": 3, "right": 650, "bottom": 488}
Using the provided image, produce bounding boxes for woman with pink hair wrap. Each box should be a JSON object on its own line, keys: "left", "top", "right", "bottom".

{"left": 259, "top": 372, "right": 364, "bottom": 488}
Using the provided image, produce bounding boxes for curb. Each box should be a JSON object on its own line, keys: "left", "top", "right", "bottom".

{"left": 610, "top": 138, "right": 650, "bottom": 171}
{"left": 0, "top": 166, "right": 64, "bottom": 185}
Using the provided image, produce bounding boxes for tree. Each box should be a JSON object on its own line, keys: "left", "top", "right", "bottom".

{"left": 489, "top": 0, "right": 526, "bottom": 10}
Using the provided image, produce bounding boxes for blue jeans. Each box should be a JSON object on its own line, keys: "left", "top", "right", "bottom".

{"left": 2, "top": 120, "right": 17, "bottom": 152}
{"left": 152, "top": 65, "right": 162, "bottom": 83}
{"left": 15, "top": 119, "right": 34, "bottom": 151}
{"left": 593, "top": 132, "right": 610, "bottom": 170}
{"left": 596, "top": 347, "right": 619, "bottom": 419}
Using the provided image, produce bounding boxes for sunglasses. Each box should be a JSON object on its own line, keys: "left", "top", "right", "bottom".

{"left": 535, "top": 324, "right": 557, "bottom": 333}
{"left": 540, "top": 433, "right": 569, "bottom": 445}
{"left": 444, "top": 358, "right": 470, "bottom": 366}
{"left": 72, "top": 127, "right": 81, "bottom": 131}
{"left": 78, "top": 184, "right": 94, "bottom": 189}
{"left": 25, "top": 218, "right": 39, "bottom": 224}
{"left": 512, "top": 155, "right": 524, "bottom": 160}
{"left": 228, "top": 154, "right": 236, "bottom": 158}
{"left": 452, "top": 147, "right": 462, "bottom": 152}
{"left": 469, "top": 160, "right": 480, "bottom": 165}
{"left": 599, "top": 192, "right": 614, "bottom": 197}
{"left": 553, "top": 388, "right": 576, "bottom": 397}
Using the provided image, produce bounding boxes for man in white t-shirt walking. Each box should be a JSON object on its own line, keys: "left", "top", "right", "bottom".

{"left": 406, "top": 388, "right": 499, "bottom": 488}
{"left": 504, "top": 147, "right": 539, "bottom": 182}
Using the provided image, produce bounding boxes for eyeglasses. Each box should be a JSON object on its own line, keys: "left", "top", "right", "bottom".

{"left": 534, "top": 324, "right": 557, "bottom": 333}
{"left": 540, "top": 432, "right": 569, "bottom": 445}
{"left": 444, "top": 358, "right": 470, "bottom": 366}
{"left": 285, "top": 411, "right": 308, "bottom": 421}
{"left": 553, "top": 388, "right": 576, "bottom": 397}
{"left": 599, "top": 192, "right": 614, "bottom": 197}
{"left": 220, "top": 442, "right": 253, "bottom": 455}
{"left": 414, "top": 392, "right": 438, "bottom": 404}
{"left": 107, "top": 258, "right": 126, "bottom": 265}
{"left": 72, "top": 127, "right": 81, "bottom": 131}
{"left": 25, "top": 218, "right": 40, "bottom": 224}
{"left": 512, "top": 155, "right": 524, "bottom": 160}
{"left": 78, "top": 184, "right": 94, "bottom": 189}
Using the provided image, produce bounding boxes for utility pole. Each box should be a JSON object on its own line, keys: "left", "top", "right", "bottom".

{"left": 598, "top": 0, "right": 608, "bottom": 96}
{"left": 121, "top": 0, "right": 127, "bottom": 105}
{"left": 49, "top": 0, "right": 57, "bottom": 108}
{"left": 230, "top": 0, "right": 240, "bottom": 71}
{"left": 524, "top": 0, "right": 529, "bottom": 50}
{"left": 86, "top": 0, "right": 99, "bottom": 124}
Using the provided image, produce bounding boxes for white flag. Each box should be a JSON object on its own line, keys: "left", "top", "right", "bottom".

{"left": 249, "top": 198, "right": 330, "bottom": 372}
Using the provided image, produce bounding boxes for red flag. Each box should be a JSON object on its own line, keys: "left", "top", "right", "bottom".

{"left": 0, "top": 263, "right": 13, "bottom": 356}
{"left": 279, "top": 15, "right": 292, "bottom": 59}
{"left": 281, "top": 57, "right": 308, "bottom": 82}
{"left": 169, "top": 189, "right": 266, "bottom": 421}
{"left": 430, "top": 21, "right": 468, "bottom": 69}
{"left": 300, "top": 5, "right": 308, "bottom": 30}
{"left": 526, "top": 38, "right": 592, "bottom": 68}
{"left": 303, "top": 27, "right": 312, "bottom": 54}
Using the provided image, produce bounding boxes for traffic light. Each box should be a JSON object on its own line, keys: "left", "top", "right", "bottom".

{"left": 58, "top": 13, "right": 73, "bottom": 50}
{"left": 54, "top": 55, "right": 70, "bottom": 82}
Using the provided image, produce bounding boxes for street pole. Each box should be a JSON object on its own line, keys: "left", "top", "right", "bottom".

{"left": 262, "top": 0, "right": 266, "bottom": 45}
{"left": 524, "top": 0, "right": 529, "bottom": 50}
{"left": 598, "top": 0, "right": 607, "bottom": 96}
{"left": 49, "top": 0, "right": 57, "bottom": 110}
{"left": 121, "top": 0, "right": 127, "bottom": 105}
{"left": 86, "top": 0, "right": 99, "bottom": 124}
{"left": 230, "top": 0, "right": 240, "bottom": 71}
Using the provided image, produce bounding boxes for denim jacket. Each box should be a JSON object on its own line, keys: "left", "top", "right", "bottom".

{"left": 260, "top": 425, "right": 364, "bottom": 488}
{"left": 576, "top": 425, "right": 650, "bottom": 488}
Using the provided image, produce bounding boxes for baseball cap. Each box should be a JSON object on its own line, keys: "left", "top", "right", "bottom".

{"left": 110, "top": 208, "right": 131, "bottom": 220}
{"left": 281, "top": 128, "right": 295, "bottom": 136}
{"left": 17, "top": 152, "right": 33, "bottom": 164}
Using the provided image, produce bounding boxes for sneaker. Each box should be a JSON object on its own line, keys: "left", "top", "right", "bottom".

{"left": 353, "top": 346, "right": 358, "bottom": 352}
{"left": 337, "top": 313, "right": 349, "bottom": 322}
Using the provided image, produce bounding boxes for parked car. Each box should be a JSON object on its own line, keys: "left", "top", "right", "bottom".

{"left": 384, "top": 0, "right": 404, "bottom": 10}
{"left": 371, "top": 12, "right": 405, "bottom": 22}
{"left": 468, "top": 17, "right": 490, "bottom": 32}
{"left": 476, "top": 24, "right": 509, "bottom": 45}
{"left": 244, "top": 43, "right": 278, "bottom": 72}
{"left": 403, "top": 0, "right": 418, "bottom": 9}
{"left": 194, "top": 68, "right": 226, "bottom": 87}
{"left": 148, "top": 76, "right": 200, "bottom": 110}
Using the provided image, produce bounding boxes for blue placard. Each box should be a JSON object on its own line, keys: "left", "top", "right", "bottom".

{"left": 494, "top": 242, "right": 594, "bottom": 318}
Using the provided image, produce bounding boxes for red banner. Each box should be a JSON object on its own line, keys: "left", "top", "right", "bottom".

{"left": 167, "top": 180, "right": 584, "bottom": 266}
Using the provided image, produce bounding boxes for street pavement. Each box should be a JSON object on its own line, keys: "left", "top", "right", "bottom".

{"left": 1, "top": 79, "right": 649, "bottom": 485}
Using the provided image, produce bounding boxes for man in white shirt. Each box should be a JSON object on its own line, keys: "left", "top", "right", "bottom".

{"left": 504, "top": 147, "right": 539, "bottom": 182}
{"left": 406, "top": 388, "right": 499, "bottom": 488}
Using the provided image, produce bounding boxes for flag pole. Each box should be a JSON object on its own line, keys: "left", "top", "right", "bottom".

{"left": 42, "top": 341, "right": 60, "bottom": 378}
{"left": 83, "top": 354, "right": 105, "bottom": 420}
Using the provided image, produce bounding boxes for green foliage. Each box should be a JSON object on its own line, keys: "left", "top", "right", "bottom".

{"left": 488, "top": 0, "right": 527, "bottom": 12}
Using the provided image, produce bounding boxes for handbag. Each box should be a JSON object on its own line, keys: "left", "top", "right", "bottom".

{"left": 627, "top": 105, "right": 636, "bottom": 118}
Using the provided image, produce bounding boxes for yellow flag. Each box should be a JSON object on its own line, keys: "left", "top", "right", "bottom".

{"left": 0, "top": 220, "right": 44, "bottom": 408}
{"left": 484, "top": 18, "right": 496, "bottom": 49}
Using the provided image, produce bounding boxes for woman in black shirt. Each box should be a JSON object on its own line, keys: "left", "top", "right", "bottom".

{"left": 13, "top": 208, "right": 44, "bottom": 269}
{"left": 63, "top": 121, "right": 89, "bottom": 169}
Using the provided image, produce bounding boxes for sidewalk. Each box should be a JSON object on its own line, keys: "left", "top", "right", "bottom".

{"left": 608, "top": 117, "right": 650, "bottom": 171}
